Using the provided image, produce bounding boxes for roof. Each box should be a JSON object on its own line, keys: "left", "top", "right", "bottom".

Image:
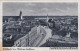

{"left": 6, "top": 25, "right": 22, "bottom": 29}
{"left": 47, "top": 35, "right": 78, "bottom": 44}
{"left": 3, "top": 16, "right": 20, "bottom": 21}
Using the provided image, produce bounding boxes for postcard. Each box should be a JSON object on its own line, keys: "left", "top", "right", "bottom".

{"left": 0, "top": 0, "right": 79, "bottom": 51}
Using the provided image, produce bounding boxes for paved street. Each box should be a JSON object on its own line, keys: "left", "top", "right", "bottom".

{"left": 38, "top": 26, "right": 52, "bottom": 46}
{"left": 35, "top": 26, "right": 46, "bottom": 46}
{"left": 29, "top": 26, "right": 47, "bottom": 47}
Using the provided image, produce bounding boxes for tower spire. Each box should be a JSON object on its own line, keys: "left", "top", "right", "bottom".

{"left": 46, "top": 14, "right": 49, "bottom": 22}
{"left": 19, "top": 10, "right": 23, "bottom": 20}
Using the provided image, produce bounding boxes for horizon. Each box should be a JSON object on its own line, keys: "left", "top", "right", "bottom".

{"left": 3, "top": 15, "right": 78, "bottom": 16}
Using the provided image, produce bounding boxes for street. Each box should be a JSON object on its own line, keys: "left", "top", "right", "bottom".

{"left": 38, "top": 26, "right": 52, "bottom": 46}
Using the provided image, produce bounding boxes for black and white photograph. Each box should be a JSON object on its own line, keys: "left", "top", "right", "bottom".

{"left": 2, "top": 2, "right": 78, "bottom": 47}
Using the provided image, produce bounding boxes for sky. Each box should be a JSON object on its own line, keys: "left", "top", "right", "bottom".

{"left": 3, "top": 2, "right": 78, "bottom": 16}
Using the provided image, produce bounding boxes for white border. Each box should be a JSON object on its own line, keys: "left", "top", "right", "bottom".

{"left": 0, "top": 0, "right": 79, "bottom": 51}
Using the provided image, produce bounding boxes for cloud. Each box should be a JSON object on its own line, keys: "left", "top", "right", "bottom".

{"left": 41, "top": 8, "right": 48, "bottom": 11}
{"left": 56, "top": 8, "right": 68, "bottom": 12}
{"left": 25, "top": 3, "right": 36, "bottom": 6}
{"left": 28, "top": 10, "right": 34, "bottom": 12}
{"left": 67, "top": 7, "right": 70, "bottom": 10}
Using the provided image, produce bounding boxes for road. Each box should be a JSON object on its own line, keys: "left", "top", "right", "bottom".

{"left": 37, "top": 26, "right": 52, "bottom": 46}
{"left": 35, "top": 26, "right": 46, "bottom": 46}
{"left": 29, "top": 26, "right": 52, "bottom": 47}
{"left": 29, "top": 26, "right": 46, "bottom": 47}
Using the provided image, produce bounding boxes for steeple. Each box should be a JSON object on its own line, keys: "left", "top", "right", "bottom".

{"left": 19, "top": 10, "right": 23, "bottom": 20}
{"left": 46, "top": 14, "right": 49, "bottom": 22}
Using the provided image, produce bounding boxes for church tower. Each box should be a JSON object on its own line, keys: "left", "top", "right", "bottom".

{"left": 46, "top": 14, "right": 49, "bottom": 22}
{"left": 19, "top": 11, "right": 23, "bottom": 20}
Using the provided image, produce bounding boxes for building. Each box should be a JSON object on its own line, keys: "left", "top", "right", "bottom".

{"left": 48, "top": 19, "right": 55, "bottom": 28}
{"left": 44, "top": 35, "right": 78, "bottom": 47}
{"left": 13, "top": 26, "right": 45, "bottom": 47}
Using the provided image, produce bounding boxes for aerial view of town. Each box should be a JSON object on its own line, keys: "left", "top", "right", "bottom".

{"left": 3, "top": 2, "right": 78, "bottom": 47}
